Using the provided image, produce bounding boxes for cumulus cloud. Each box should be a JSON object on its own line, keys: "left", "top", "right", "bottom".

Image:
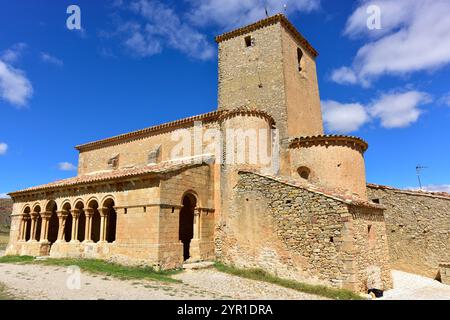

{"left": 322, "top": 90, "right": 431, "bottom": 133}
{"left": 41, "top": 52, "right": 63, "bottom": 66}
{"left": 58, "top": 162, "right": 77, "bottom": 171}
{"left": 0, "top": 193, "right": 10, "bottom": 198}
{"left": 369, "top": 91, "right": 431, "bottom": 128}
{"left": 330, "top": 67, "right": 358, "bottom": 85}
{"left": 406, "top": 185, "right": 450, "bottom": 193}
{"left": 331, "top": 0, "right": 450, "bottom": 86}
{"left": 109, "top": 0, "right": 320, "bottom": 60}
{"left": 0, "top": 44, "right": 33, "bottom": 107}
{"left": 0, "top": 142, "right": 8, "bottom": 155}
{"left": 321, "top": 100, "right": 369, "bottom": 133}
{"left": 187, "top": 0, "right": 320, "bottom": 30}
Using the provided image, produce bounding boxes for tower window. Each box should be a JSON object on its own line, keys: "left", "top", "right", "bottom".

{"left": 297, "top": 48, "right": 303, "bottom": 72}
{"left": 297, "top": 166, "right": 311, "bottom": 180}
{"left": 245, "top": 35, "right": 253, "bottom": 47}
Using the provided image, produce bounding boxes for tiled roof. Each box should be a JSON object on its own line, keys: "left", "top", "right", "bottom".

{"left": 75, "top": 110, "right": 224, "bottom": 152}
{"left": 239, "top": 170, "right": 384, "bottom": 210}
{"left": 218, "top": 106, "right": 276, "bottom": 126}
{"left": 367, "top": 183, "right": 450, "bottom": 200}
{"left": 215, "top": 14, "right": 318, "bottom": 58}
{"left": 289, "top": 135, "right": 369, "bottom": 153}
{"left": 9, "top": 159, "right": 211, "bottom": 196}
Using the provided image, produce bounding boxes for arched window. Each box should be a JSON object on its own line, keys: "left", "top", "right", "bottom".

{"left": 297, "top": 48, "right": 303, "bottom": 72}
{"left": 297, "top": 166, "right": 311, "bottom": 180}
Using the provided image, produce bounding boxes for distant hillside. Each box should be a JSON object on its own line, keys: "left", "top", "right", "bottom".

{"left": 0, "top": 198, "right": 12, "bottom": 227}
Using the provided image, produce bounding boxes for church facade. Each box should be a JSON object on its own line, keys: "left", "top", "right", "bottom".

{"left": 6, "top": 15, "right": 394, "bottom": 292}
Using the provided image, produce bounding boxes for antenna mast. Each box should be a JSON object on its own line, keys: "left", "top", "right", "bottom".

{"left": 416, "top": 165, "right": 428, "bottom": 190}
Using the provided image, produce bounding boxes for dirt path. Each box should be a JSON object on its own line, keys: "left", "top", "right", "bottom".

{"left": 0, "top": 263, "right": 322, "bottom": 300}
{"left": 380, "top": 270, "right": 450, "bottom": 300}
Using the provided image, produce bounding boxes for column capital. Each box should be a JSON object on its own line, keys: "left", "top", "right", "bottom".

{"left": 70, "top": 209, "right": 81, "bottom": 218}
{"left": 99, "top": 207, "right": 109, "bottom": 217}
{"left": 30, "top": 212, "right": 40, "bottom": 219}
{"left": 56, "top": 211, "right": 69, "bottom": 218}
{"left": 84, "top": 208, "right": 95, "bottom": 218}
{"left": 40, "top": 211, "right": 52, "bottom": 219}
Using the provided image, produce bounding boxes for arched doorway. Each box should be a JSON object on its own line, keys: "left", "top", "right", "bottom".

{"left": 62, "top": 203, "right": 72, "bottom": 242}
{"left": 103, "top": 198, "right": 117, "bottom": 243}
{"left": 179, "top": 193, "right": 196, "bottom": 261}
{"left": 46, "top": 201, "right": 58, "bottom": 244}
{"left": 75, "top": 201, "right": 85, "bottom": 242}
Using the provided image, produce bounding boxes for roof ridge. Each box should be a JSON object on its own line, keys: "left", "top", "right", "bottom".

{"left": 367, "top": 183, "right": 450, "bottom": 200}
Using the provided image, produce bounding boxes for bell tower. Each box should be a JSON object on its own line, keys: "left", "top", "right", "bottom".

{"left": 216, "top": 14, "right": 324, "bottom": 140}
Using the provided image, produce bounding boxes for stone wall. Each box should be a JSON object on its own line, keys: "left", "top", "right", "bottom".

{"left": 216, "top": 171, "right": 392, "bottom": 292}
{"left": 367, "top": 185, "right": 450, "bottom": 279}
{"left": 0, "top": 198, "right": 12, "bottom": 226}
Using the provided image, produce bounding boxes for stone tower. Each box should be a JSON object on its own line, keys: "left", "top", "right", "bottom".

{"left": 216, "top": 14, "right": 324, "bottom": 140}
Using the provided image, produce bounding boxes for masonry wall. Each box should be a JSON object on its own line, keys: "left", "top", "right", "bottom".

{"left": 78, "top": 122, "right": 220, "bottom": 175}
{"left": 280, "top": 23, "right": 323, "bottom": 137}
{"left": 367, "top": 186, "right": 450, "bottom": 279}
{"left": 216, "top": 172, "right": 391, "bottom": 291}
{"left": 348, "top": 206, "right": 392, "bottom": 292}
{"left": 217, "top": 23, "right": 288, "bottom": 139}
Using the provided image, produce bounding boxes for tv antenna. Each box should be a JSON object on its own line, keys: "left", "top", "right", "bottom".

{"left": 416, "top": 165, "right": 428, "bottom": 190}
{"left": 264, "top": 1, "right": 269, "bottom": 17}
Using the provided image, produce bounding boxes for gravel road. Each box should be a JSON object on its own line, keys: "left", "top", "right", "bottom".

{"left": 0, "top": 263, "right": 322, "bottom": 300}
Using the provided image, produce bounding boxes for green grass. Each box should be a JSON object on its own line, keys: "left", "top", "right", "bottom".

{"left": 0, "top": 255, "right": 181, "bottom": 283}
{"left": 213, "top": 262, "right": 364, "bottom": 300}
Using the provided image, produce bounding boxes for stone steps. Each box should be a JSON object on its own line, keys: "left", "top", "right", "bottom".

{"left": 182, "top": 261, "right": 215, "bottom": 270}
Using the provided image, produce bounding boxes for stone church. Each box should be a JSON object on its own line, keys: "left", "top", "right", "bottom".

{"left": 8, "top": 14, "right": 436, "bottom": 292}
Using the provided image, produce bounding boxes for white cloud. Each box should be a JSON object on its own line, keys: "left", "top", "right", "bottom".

{"left": 0, "top": 142, "right": 7, "bottom": 155}
{"left": 321, "top": 100, "right": 369, "bottom": 133}
{"left": 330, "top": 67, "right": 358, "bottom": 85}
{"left": 322, "top": 90, "right": 431, "bottom": 133}
{"left": 187, "top": 0, "right": 320, "bottom": 30}
{"left": 1, "top": 43, "right": 27, "bottom": 63}
{"left": 332, "top": 0, "right": 450, "bottom": 85}
{"left": 0, "top": 193, "right": 10, "bottom": 198}
{"left": 369, "top": 91, "right": 431, "bottom": 128}
{"left": 439, "top": 93, "right": 450, "bottom": 107}
{"left": 41, "top": 52, "right": 63, "bottom": 66}
{"left": 406, "top": 185, "right": 450, "bottom": 193}
{"left": 58, "top": 162, "right": 77, "bottom": 171}
{"left": 114, "top": 0, "right": 215, "bottom": 60}
{"left": 0, "top": 60, "right": 33, "bottom": 107}
{"left": 110, "top": 0, "right": 319, "bottom": 60}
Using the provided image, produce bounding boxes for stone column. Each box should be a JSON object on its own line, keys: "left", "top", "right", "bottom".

{"left": 99, "top": 207, "right": 108, "bottom": 243}
{"left": 84, "top": 208, "right": 94, "bottom": 243}
{"left": 19, "top": 215, "right": 28, "bottom": 241}
{"left": 39, "top": 212, "right": 51, "bottom": 243}
{"left": 56, "top": 211, "right": 68, "bottom": 242}
{"left": 70, "top": 209, "right": 80, "bottom": 243}
{"left": 193, "top": 208, "right": 201, "bottom": 240}
{"left": 29, "top": 213, "right": 39, "bottom": 242}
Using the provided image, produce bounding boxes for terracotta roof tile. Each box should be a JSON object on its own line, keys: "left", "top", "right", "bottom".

{"left": 9, "top": 157, "right": 212, "bottom": 196}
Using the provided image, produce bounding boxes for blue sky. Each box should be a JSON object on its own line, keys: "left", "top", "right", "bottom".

{"left": 0, "top": 0, "right": 449, "bottom": 197}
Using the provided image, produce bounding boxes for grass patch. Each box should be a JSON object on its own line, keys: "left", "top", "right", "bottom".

{"left": 0, "top": 255, "right": 181, "bottom": 283}
{"left": 213, "top": 262, "right": 364, "bottom": 300}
